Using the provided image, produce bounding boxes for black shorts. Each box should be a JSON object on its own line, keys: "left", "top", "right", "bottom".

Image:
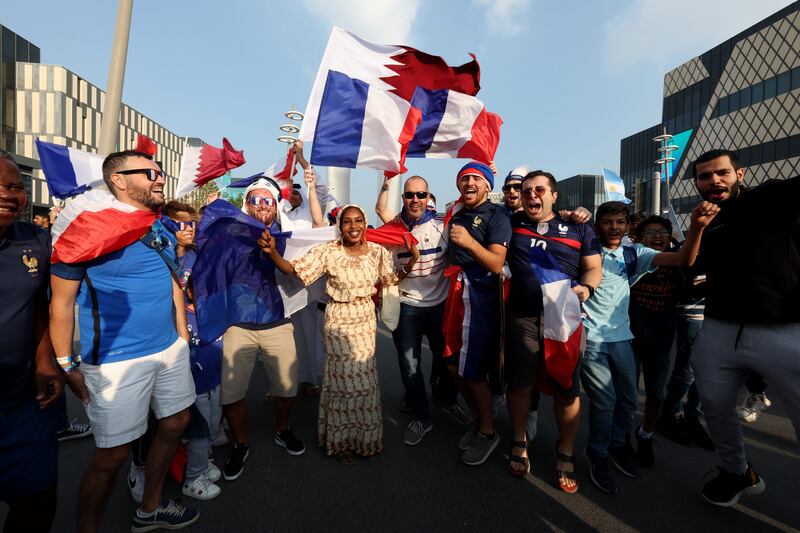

{"left": 505, "top": 308, "right": 582, "bottom": 398}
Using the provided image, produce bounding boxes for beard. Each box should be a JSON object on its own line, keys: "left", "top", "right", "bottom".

{"left": 127, "top": 181, "right": 164, "bottom": 210}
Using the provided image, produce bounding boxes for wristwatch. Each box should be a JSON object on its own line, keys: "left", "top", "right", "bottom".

{"left": 580, "top": 284, "right": 595, "bottom": 299}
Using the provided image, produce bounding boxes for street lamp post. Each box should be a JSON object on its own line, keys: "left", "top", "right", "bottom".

{"left": 98, "top": 0, "right": 133, "bottom": 156}
{"left": 277, "top": 108, "right": 304, "bottom": 179}
{"left": 653, "top": 127, "right": 679, "bottom": 215}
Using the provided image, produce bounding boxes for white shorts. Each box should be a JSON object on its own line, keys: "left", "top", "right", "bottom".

{"left": 82, "top": 337, "right": 196, "bottom": 448}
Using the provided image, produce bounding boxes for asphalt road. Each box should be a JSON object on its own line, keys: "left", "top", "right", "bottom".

{"left": 2, "top": 327, "right": 799, "bottom": 532}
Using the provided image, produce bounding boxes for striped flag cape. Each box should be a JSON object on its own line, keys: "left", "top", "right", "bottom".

{"left": 193, "top": 200, "right": 416, "bottom": 343}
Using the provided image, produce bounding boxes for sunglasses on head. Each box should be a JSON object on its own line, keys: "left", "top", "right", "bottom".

{"left": 521, "top": 185, "right": 548, "bottom": 196}
{"left": 502, "top": 183, "right": 522, "bottom": 193}
{"left": 249, "top": 196, "right": 275, "bottom": 207}
{"left": 403, "top": 191, "right": 429, "bottom": 200}
{"left": 117, "top": 168, "right": 165, "bottom": 181}
{"left": 178, "top": 221, "right": 196, "bottom": 231}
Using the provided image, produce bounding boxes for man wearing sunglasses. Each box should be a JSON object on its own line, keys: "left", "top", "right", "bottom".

{"left": 501, "top": 166, "right": 528, "bottom": 216}
{"left": 163, "top": 201, "right": 198, "bottom": 290}
{"left": 375, "top": 175, "right": 467, "bottom": 446}
{"left": 219, "top": 177, "right": 305, "bottom": 483}
{"left": 49, "top": 150, "right": 199, "bottom": 532}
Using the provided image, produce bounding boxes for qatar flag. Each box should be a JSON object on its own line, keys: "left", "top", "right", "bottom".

{"left": 176, "top": 138, "right": 245, "bottom": 198}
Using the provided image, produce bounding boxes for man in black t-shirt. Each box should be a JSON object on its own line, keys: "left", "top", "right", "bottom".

{"left": 443, "top": 161, "right": 511, "bottom": 467}
{"left": 0, "top": 152, "right": 63, "bottom": 533}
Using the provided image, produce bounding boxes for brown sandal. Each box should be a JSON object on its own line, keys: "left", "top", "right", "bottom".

{"left": 507, "top": 438, "right": 530, "bottom": 478}
{"left": 555, "top": 441, "right": 579, "bottom": 494}
{"left": 336, "top": 451, "right": 355, "bottom": 465}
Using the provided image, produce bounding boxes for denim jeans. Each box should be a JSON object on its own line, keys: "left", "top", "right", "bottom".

{"left": 664, "top": 316, "right": 703, "bottom": 418}
{"left": 580, "top": 339, "right": 638, "bottom": 459}
{"left": 185, "top": 386, "right": 220, "bottom": 482}
{"left": 391, "top": 301, "right": 455, "bottom": 421}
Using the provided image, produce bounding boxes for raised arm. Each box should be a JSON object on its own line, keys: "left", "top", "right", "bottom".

{"left": 375, "top": 175, "right": 399, "bottom": 224}
{"left": 293, "top": 139, "right": 310, "bottom": 170}
{"left": 652, "top": 201, "right": 719, "bottom": 267}
{"left": 304, "top": 167, "right": 325, "bottom": 228}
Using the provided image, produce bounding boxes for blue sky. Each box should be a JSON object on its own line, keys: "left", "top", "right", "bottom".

{"left": 3, "top": 0, "right": 792, "bottom": 222}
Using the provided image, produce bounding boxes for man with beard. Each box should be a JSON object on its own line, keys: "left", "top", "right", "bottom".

{"left": 443, "top": 161, "right": 512, "bottom": 466}
{"left": 50, "top": 150, "right": 198, "bottom": 533}
{"left": 376, "top": 174, "right": 468, "bottom": 446}
{"left": 689, "top": 149, "right": 800, "bottom": 507}
{"left": 502, "top": 167, "right": 527, "bottom": 215}
{"left": 505, "top": 171, "right": 601, "bottom": 492}
{"left": 0, "top": 152, "right": 63, "bottom": 533}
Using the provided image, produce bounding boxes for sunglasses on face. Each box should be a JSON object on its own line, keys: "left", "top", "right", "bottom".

{"left": 403, "top": 191, "right": 429, "bottom": 200}
{"left": 502, "top": 183, "right": 522, "bottom": 193}
{"left": 642, "top": 229, "right": 670, "bottom": 237}
{"left": 117, "top": 168, "right": 166, "bottom": 181}
{"left": 521, "top": 186, "right": 548, "bottom": 197}
{"left": 178, "top": 221, "right": 196, "bottom": 231}
{"left": 248, "top": 196, "right": 275, "bottom": 207}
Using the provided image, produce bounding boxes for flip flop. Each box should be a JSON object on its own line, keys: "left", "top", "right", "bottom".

{"left": 507, "top": 438, "right": 530, "bottom": 478}
{"left": 555, "top": 440, "right": 579, "bottom": 494}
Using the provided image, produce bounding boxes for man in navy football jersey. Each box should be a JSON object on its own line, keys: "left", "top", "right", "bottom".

{"left": 505, "top": 171, "right": 601, "bottom": 492}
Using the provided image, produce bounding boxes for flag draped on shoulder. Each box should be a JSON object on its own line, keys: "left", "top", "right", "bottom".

{"left": 528, "top": 246, "right": 583, "bottom": 393}
{"left": 300, "top": 26, "right": 481, "bottom": 174}
{"left": 36, "top": 140, "right": 105, "bottom": 199}
{"left": 176, "top": 138, "right": 246, "bottom": 198}
{"left": 192, "top": 200, "right": 335, "bottom": 344}
{"left": 50, "top": 187, "right": 156, "bottom": 264}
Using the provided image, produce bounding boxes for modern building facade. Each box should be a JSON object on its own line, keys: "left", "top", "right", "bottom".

{"left": 620, "top": 3, "right": 800, "bottom": 226}
{"left": 557, "top": 173, "right": 605, "bottom": 215}
{"left": 1, "top": 24, "right": 185, "bottom": 220}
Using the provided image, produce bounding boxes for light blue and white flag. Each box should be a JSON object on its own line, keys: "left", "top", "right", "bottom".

{"left": 601, "top": 167, "right": 632, "bottom": 205}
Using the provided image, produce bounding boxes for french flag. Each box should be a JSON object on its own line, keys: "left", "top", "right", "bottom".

{"left": 406, "top": 87, "right": 502, "bottom": 164}
{"left": 301, "top": 27, "right": 480, "bottom": 173}
{"left": 528, "top": 246, "right": 584, "bottom": 392}
{"left": 36, "top": 140, "right": 105, "bottom": 199}
{"left": 176, "top": 138, "right": 246, "bottom": 198}
{"left": 50, "top": 187, "right": 155, "bottom": 264}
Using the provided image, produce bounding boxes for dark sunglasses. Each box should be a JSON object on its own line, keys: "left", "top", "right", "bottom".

{"left": 117, "top": 168, "right": 166, "bottom": 181}
{"left": 502, "top": 183, "right": 522, "bottom": 193}
{"left": 249, "top": 196, "right": 275, "bottom": 207}
{"left": 403, "top": 191, "right": 429, "bottom": 200}
{"left": 642, "top": 229, "right": 670, "bottom": 237}
{"left": 178, "top": 221, "right": 196, "bottom": 231}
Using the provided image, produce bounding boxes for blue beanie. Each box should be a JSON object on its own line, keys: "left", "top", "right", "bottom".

{"left": 457, "top": 161, "right": 495, "bottom": 190}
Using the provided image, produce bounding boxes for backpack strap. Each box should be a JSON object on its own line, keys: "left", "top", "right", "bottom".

{"left": 139, "top": 230, "right": 180, "bottom": 276}
{"left": 622, "top": 245, "right": 638, "bottom": 284}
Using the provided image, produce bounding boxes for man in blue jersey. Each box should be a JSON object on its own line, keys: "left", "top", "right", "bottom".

{"left": 443, "top": 161, "right": 511, "bottom": 466}
{"left": 50, "top": 150, "right": 198, "bottom": 533}
{"left": 505, "top": 171, "right": 601, "bottom": 493}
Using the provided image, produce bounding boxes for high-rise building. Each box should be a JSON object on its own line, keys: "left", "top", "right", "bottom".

{"left": 1, "top": 24, "right": 185, "bottom": 220}
{"left": 557, "top": 173, "right": 605, "bottom": 215}
{"left": 620, "top": 3, "right": 800, "bottom": 226}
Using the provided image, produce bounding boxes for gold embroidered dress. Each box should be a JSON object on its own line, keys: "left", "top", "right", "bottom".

{"left": 291, "top": 240, "right": 398, "bottom": 456}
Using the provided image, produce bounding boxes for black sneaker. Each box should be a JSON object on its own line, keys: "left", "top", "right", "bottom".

{"left": 223, "top": 443, "right": 249, "bottom": 481}
{"left": 57, "top": 419, "right": 93, "bottom": 442}
{"left": 274, "top": 427, "right": 306, "bottom": 456}
{"left": 657, "top": 414, "right": 692, "bottom": 446}
{"left": 585, "top": 449, "right": 618, "bottom": 494}
{"left": 702, "top": 463, "right": 765, "bottom": 507}
{"left": 636, "top": 428, "right": 655, "bottom": 468}
{"left": 686, "top": 416, "right": 715, "bottom": 451}
{"left": 609, "top": 436, "right": 639, "bottom": 478}
{"left": 399, "top": 399, "right": 412, "bottom": 413}
{"left": 131, "top": 498, "right": 199, "bottom": 532}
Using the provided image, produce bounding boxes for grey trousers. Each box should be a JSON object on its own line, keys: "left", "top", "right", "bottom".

{"left": 692, "top": 318, "right": 800, "bottom": 473}
{"left": 186, "top": 386, "right": 221, "bottom": 482}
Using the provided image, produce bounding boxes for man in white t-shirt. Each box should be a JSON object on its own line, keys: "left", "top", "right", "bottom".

{"left": 376, "top": 174, "right": 469, "bottom": 446}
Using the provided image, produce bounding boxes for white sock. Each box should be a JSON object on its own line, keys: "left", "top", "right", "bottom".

{"left": 136, "top": 508, "right": 157, "bottom": 518}
{"left": 638, "top": 426, "right": 653, "bottom": 439}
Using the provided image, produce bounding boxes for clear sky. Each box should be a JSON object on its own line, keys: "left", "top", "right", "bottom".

{"left": 3, "top": 0, "right": 792, "bottom": 222}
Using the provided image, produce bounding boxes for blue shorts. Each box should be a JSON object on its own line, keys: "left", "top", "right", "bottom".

{"left": 0, "top": 398, "right": 58, "bottom": 500}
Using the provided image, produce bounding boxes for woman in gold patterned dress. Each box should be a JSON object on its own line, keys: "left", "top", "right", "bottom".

{"left": 260, "top": 205, "right": 419, "bottom": 464}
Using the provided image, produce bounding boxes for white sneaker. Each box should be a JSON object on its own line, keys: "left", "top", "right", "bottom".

{"left": 203, "top": 463, "right": 221, "bottom": 483}
{"left": 526, "top": 410, "right": 539, "bottom": 442}
{"left": 182, "top": 475, "right": 221, "bottom": 501}
{"left": 211, "top": 431, "right": 229, "bottom": 447}
{"left": 127, "top": 463, "right": 145, "bottom": 504}
{"left": 738, "top": 393, "right": 769, "bottom": 423}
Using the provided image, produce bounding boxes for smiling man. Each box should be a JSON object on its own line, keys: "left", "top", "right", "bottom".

{"left": 688, "top": 149, "right": 800, "bottom": 507}
{"left": 49, "top": 150, "right": 199, "bottom": 533}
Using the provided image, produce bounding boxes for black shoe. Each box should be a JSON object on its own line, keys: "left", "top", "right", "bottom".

{"left": 131, "top": 498, "right": 199, "bottom": 532}
{"left": 686, "top": 416, "right": 714, "bottom": 451}
{"left": 585, "top": 449, "right": 618, "bottom": 494}
{"left": 57, "top": 419, "right": 93, "bottom": 442}
{"left": 274, "top": 427, "right": 306, "bottom": 456}
{"left": 609, "top": 436, "right": 639, "bottom": 478}
{"left": 399, "top": 399, "right": 412, "bottom": 413}
{"left": 636, "top": 428, "right": 655, "bottom": 468}
{"left": 657, "top": 414, "right": 692, "bottom": 446}
{"left": 702, "top": 463, "right": 765, "bottom": 507}
{"left": 223, "top": 443, "right": 249, "bottom": 481}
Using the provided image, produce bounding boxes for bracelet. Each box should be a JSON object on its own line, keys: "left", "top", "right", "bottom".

{"left": 402, "top": 263, "right": 413, "bottom": 274}
{"left": 580, "top": 284, "right": 595, "bottom": 298}
{"left": 381, "top": 184, "right": 389, "bottom": 192}
{"left": 56, "top": 355, "right": 74, "bottom": 365}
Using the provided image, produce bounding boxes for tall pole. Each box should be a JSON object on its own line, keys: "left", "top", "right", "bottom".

{"left": 98, "top": 0, "right": 133, "bottom": 156}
